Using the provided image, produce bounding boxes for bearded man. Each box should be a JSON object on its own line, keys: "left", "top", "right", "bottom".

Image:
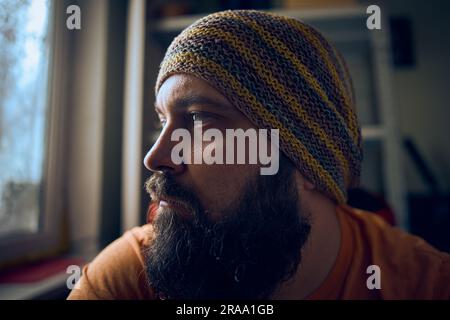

{"left": 68, "top": 10, "right": 450, "bottom": 300}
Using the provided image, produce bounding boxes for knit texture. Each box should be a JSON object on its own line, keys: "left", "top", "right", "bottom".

{"left": 156, "top": 10, "right": 362, "bottom": 203}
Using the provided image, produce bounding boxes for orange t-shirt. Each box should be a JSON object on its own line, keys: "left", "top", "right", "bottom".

{"left": 67, "top": 205, "right": 450, "bottom": 300}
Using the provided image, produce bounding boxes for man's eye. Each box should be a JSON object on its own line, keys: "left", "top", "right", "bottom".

{"left": 190, "top": 112, "right": 213, "bottom": 123}
{"left": 157, "top": 118, "right": 167, "bottom": 128}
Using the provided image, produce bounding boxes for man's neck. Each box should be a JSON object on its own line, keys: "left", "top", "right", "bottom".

{"left": 272, "top": 197, "right": 341, "bottom": 299}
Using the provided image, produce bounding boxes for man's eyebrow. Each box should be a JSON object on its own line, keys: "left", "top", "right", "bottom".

{"left": 154, "top": 95, "right": 233, "bottom": 112}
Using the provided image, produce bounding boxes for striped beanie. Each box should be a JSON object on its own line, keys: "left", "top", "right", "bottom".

{"left": 155, "top": 10, "right": 362, "bottom": 204}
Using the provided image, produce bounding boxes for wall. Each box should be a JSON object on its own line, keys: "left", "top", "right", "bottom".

{"left": 361, "top": 0, "right": 450, "bottom": 193}
{"left": 67, "top": 0, "right": 108, "bottom": 255}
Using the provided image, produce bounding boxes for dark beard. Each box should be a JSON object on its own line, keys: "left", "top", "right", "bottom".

{"left": 144, "top": 155, "right": 311, "bottom": 299}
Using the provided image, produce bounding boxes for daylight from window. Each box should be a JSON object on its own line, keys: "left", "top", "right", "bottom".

{"left": 0, "top": 0, "right": 51, "bottom": 236}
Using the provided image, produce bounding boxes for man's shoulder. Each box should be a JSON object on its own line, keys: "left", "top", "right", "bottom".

{"left": 340, "top": 204, "right": 449, "bottom": 262}
{"left": 67, "top": 224, "right": 156, "bottom": 300}
{"left": 339, "top": 205, "right": 450, "bottom": 299}
{"left": 96, "top": 223, "right": 155, "bottom": 273}
{"left": 124, "top": 223, "right": 155, "bottom": 249}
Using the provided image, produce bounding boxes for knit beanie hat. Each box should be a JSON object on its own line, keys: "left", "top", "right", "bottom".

{"left": 155, "top": 10, "right": 363, "bottom": 204}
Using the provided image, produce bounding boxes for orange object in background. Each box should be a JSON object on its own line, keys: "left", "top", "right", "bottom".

{"left": 146, "top": 202, "right": 158, "bottom": 224}
{"left": 347, "top": 188, "right": 397, "bottom": 226}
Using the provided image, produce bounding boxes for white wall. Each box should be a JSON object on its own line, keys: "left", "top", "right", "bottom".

{"left": 361, "top": 0, "right": 450, "bottom": 193}
{"left": 67, "top": 0, "right": 108, "bottom": 255}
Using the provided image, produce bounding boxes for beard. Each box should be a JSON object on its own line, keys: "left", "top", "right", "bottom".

{"left": 144, "top": 155, "right": 311, "bottom": 299}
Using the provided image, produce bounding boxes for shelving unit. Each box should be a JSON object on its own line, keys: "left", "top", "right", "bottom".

{"left": 140, "top": 6, "right": 407, "bottom": 228}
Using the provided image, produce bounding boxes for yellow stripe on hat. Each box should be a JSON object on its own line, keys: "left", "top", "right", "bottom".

{"left": 226, "top": 11, "right": 359, "bottom": 149}
{"left": 266, "top": 13, "right": 360, "bottom": 146}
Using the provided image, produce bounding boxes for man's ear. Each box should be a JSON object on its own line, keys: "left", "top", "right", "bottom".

{"left": 294, "top": 170, "right": 316, "bottom": 192}
{"left": 303, "top": 179, "right": 315, "bottom": 191}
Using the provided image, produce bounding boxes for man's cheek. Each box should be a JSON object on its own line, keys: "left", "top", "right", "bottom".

{"left": 190, "top": 173, "right": 246, "bottom": 220}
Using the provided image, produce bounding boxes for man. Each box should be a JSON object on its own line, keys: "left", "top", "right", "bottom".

{"left": 68, "top": 10, "right": 450, "bottom": 300}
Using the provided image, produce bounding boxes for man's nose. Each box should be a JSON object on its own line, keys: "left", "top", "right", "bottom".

{"left": 143, "top": 126, "right": 185, "bottom": 175}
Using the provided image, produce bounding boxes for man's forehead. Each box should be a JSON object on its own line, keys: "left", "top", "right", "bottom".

{"left": 156, "top": 74, "right": 233, "bottom": 111}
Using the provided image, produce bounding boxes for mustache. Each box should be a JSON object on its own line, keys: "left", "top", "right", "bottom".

{"left": 145, "top": 172, "right": 205, "bottom": 216}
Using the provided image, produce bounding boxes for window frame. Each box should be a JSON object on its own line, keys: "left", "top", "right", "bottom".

{"left": 0, "top": 0, "right": 70, "bottom": 266}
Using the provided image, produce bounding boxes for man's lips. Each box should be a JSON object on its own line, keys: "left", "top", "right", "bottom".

{"left": 155, "top": 196, "right": 192, "bottom": 218}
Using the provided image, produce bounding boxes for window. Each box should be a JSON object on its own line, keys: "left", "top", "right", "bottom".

{"left": 0, "top": 0, "right": 52, "bottom": 236}
{"left": 0, "top": 0, "right": 68, "bottom": 265}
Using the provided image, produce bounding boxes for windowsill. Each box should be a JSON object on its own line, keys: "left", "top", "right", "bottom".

{"left": 0, "top": 271, "right": 69, "bottom": 300}
{"left": 0, "top": 253, "right": 91, "bottom": 300}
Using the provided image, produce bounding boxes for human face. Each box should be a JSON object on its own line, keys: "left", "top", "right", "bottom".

{"left": 144, "top": 74, "right": 262, "bottom": 221}
{"left": 143, "top": 74, "right": 311, "bottom": 299}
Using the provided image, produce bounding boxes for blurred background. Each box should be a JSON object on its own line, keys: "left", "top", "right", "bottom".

{"left": 0, "top": 0, "right": 449, "bottom": 299}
